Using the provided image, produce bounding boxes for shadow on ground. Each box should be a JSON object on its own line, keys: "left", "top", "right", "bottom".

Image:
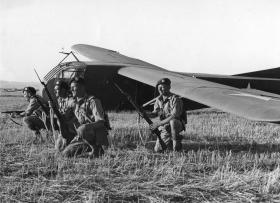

{"left": 144, "top": 135, "right": 280, "bottom": 154}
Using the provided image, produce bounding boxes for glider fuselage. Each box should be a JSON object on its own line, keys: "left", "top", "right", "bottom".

{"left": 42, "top": 60, "right": 280, "bottom": 112}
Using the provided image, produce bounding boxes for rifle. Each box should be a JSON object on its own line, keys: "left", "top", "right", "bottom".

{"left": 34, "top": 69, "right": 68, "bottom": 140}
{"left": 113, "top": 82, "right": 167, "bottom": 151}
{"left": 1, "top": 110, "right": 24, "bottom": 126}
{"left": 1, "top": 110, "right": 24, "bottom": 114}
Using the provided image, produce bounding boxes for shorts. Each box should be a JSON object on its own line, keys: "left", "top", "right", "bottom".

{"left": 154, "top": 119, "right": 184, "bottom": 152}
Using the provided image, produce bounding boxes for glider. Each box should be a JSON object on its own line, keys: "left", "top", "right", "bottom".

{"left": 43, "top": 44, "right": 280, "bottom": 123}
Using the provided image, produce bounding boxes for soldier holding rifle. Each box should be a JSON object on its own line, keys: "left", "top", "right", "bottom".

{"left": 15, "top": 86, "right": 49, "bottom": 143}
{"left": 61, "top": 77, "right": 109, "bottom": 158}
{"left": 50, "top": 80, "right": 77, "bottom": 151}
{"left": 147, "top": 78, "right": 186, "bottom": 152}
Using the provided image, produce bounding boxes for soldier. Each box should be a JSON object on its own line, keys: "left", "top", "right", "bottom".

{"left": 148, "top": 78, "right": 186, "bottom": 152}
{"left": 50, "top": 80, "right": 77, "bottom": 151}
{"left": 17, "top": 86, "right": 49, "bottom": 143}
{"left": 62, "top": 77, "right": 109, "bottom": 158}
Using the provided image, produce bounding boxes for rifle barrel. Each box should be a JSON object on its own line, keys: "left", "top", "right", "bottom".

{"left": 1, "top": 110, "right": 24, "bottom": 114}
{"left": 113, "top": 82, "right": 167, "bottom": 151}
{"left": 34, "top": 69, "right": 67, "bottom": 139}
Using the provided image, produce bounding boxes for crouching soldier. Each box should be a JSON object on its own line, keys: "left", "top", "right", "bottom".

{"left": 18, "top": 86, "right": 49, "bottom": 143}
{"left": 50, "top": 80, "right": 77, "bottom": 151}
{"left": 148, "top": 78, "right": 186, "bottom": 152}
{"left": 62, "top": 77, "right": 109, "bottom": 158}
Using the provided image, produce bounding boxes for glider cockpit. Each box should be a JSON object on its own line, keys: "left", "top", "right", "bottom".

{"left": 42, "top": 53, "right": 156, "bottom": 110}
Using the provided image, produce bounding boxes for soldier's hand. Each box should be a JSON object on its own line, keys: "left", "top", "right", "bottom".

{"left": 19, "top": 112, "right": 25, "bottom": 117}
{"left": 10, "top": 112, "right": 17, "bottom": 118}
{"left": 11, "top": 112, "right": 22, "bottom": 118}
{"left": 150, "top": 122, "right": 160, "bottom": 130}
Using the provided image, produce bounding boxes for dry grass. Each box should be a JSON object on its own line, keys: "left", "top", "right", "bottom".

{"left": 1, "top": 92, "right": 280, "bottom": 202}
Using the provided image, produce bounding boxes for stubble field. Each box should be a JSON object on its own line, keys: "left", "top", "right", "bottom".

{"left": 1, "top": 90, "right": 280, "bottom": 202}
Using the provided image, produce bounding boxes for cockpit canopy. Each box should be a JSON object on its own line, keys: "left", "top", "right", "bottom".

{"left": 42, "top": 51, "right": 156, "bottom": 110}
{"left": 44, "top": 61, "right": 86, "bottom": 83}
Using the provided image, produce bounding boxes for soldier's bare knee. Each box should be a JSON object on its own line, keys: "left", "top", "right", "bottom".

{"left": 22, "top": 116, "right": 29, "bottom": 125}
{"left": 55, "top": 136, "right": 66, "bottom": 152}
{"left": 169, "top": 119, "right": 177, "bottom": 132}
{"left": 169, "top": 119, "right": 175, "bottom": 126}
{"left": 23, "top": 116, "right": 34, "bottom": 129}
{"left": 170, "top": 119, "right": 181, "bottom": 140}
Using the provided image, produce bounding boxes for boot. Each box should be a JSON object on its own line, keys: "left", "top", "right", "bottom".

{"left": 93, "top": 145, "right": 104, "bottom": 158}
{"left": 33, "top": 130, "right": 43, "bottom": 144}
{"left": 172, "top": 140, "right": 182, "bottom": 152}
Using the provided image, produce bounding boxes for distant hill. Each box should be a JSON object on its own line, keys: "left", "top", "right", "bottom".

{"left": 0, "top": 80, "right": 40, "bottom": 89}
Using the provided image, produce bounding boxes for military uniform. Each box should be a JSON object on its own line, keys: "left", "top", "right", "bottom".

{"left": 23, "top": 94, "right": 49, "bottom": 137}
{"left": 62, "top": 94, "right": 109, "bottom": 157}
{"left": 153, "top": 93, "right": 186, "bottom": 152}
{"left": 57, "top": 96, "right": 77, "bottom": 133}
{"left": 57, "top": 96, "right": 75, "bottom": 119}
{"left": 53, "top": 96, "right": 77, "bottom": 151}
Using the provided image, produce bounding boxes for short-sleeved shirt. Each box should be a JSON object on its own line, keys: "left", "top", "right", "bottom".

{"left": 74, "top": 95, "right": 105, "bottom": 125}
{"left": 25, "top": 95, "right": 48, "bottom": 117}
{"left": 57, "top": 96, "right": 76, "bottom": 121}
{"left": 153, "top": 93, "right": 184, "bottom": 121}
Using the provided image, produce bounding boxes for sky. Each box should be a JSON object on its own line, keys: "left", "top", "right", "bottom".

{"left": 1, "top": 0, "right": 280, "bottom": 82}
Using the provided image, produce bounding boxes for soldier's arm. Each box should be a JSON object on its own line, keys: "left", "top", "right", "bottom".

{"left": 63, "top": 98, "right": 76, "bottom": 120}
{"left": 88, "top": 99, "right": 106, "bottom": 129}
{"left": 146, "top": 99, "right": 160, "bottom": 118}
{"left": 20, "top": 98, "right": 39, "bottom": 117}
{"left": 150, "top": 97, "right": 182, "bottom": 130}
{"left": 152, "top": 114, "right": 175, "bottom": 130}
{"left": 146, "top": 111, "right": 158, "bottom": 118}
{"left": 170, "top": 97, "right": 184, "bottom": 118}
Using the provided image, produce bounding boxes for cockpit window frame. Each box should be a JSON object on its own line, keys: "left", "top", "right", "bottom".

{"left": 44, "top": 61, "right": 86, "bottom": 82}
{"left": 59, "top": 65, "right": 86, "bottom": 80}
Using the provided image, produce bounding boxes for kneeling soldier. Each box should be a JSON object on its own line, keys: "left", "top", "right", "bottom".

{"left": 148, "top": 78, "right": 186, "bottom": 152}
{"left": 50, "top": 80, "right": 77, "bottom": 151}
{"left": 62, "top": 77, "right": 109, "bottom": 158}
{"left": 19, "top": 86, "right": 49, "bottom": 143}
